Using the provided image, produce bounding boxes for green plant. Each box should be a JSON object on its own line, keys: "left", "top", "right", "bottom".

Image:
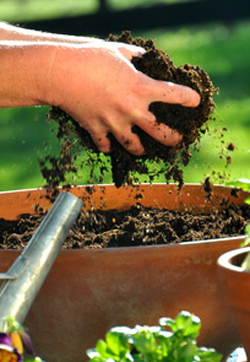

{"left": 226, "top": 179, "right": 250, "bottom": 247}
{"left": 227, "top": 177, "right": 250, "bottom": 244}
{"left": 227, "top": 178, "right": 250, "bottom": 205}
{"left": 227, "top": 178, "right": 250, "bottom": 270}
{"left": 87, "top": 311, "right": 222, "bottom": 362}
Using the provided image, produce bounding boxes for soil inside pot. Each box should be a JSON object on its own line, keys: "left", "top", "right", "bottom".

{"left": 1, "top": 34, "right": 242, "bottom": 251}
{"left": 1, "top": 200, "right": 250, "bottom": 250}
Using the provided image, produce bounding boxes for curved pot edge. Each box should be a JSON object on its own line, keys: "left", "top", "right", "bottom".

{"left": 217, "top": 247, "right": 250, "bottom": 272}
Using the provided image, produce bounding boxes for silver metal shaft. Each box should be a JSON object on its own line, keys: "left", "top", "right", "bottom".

{"left": 0, "top": 191, "right": 83, "bottom": 327}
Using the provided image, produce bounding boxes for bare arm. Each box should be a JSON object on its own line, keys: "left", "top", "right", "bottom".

{"left": 0, "top": 41, "right": 55, "bottom": 108}
{"left": 0, "top": 21, "right": 102, "bottom": 44}
{"left": 0, "top": 23, "right": 200, "bottom": 156}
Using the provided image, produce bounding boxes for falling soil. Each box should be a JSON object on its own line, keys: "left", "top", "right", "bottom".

{"left": 1, "top": 201, "right": 250, "bottom": 250}
{"left": 1, "top": 33, "right": 241, "bottom": 251}
{"left": 43, "top": 31, "right": 218, "bottom": 190}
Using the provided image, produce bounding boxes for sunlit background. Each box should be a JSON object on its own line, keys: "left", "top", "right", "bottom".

{"left": 1, "top": 0, "right": 250, "bottom": 191}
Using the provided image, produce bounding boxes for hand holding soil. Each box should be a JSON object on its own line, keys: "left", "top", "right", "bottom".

{"left": 0, "top": 20, "right": 199, "bottom": 157}
{"left": 47, "top": 32, "right": 216, "bottom": 188}
{"left": 0, "top": 22, "right": 215, "bottom": 188}
{"left": 48, "top": 41, "right": 200, "bottom": 156}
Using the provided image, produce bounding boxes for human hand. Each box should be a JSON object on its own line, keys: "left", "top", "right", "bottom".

{"left": 48, "top": 42, "right": 200, "bottom": 156}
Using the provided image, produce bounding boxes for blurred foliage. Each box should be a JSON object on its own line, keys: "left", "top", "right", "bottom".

{"left": 109, "top": 0, "right": 193, "bottom": 10}
{"left": 140, "top": 22, "right": 250, "bottom": 184}
{"left": 0, "top": 1, "right": 250, "bottom": 191}
{"left": 0, "top": 0, "right": 97, "bottom": 22}
{"left": 0, "top": 0, "right": 200, "bottom": 22}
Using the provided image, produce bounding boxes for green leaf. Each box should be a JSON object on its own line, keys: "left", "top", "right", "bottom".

{"left": 95, "top": 339, "right": 113, "bottom": 359}
{"left": 241, "top": 251, "right": 250, "bottom": 271}
{"left": 239, "top": 225, "right": 250, "bottom": 247}
{"left": 87, "top": 348, "right": 102, "bottom": 360}
{"left": 159, "top": 317, "right": 174, "bottom": 328}
{"left": 226, "top": 178, "right": 250, "bottom": 191}
{"left": 245, "top": 197, "right": 250, "bottom": 205}
{"left": 173, "top": 341, "right": 197, "bottom": 362}
{"left": 87, "top": 330, "right": 132, "bottom": 362}
{"left": 166, "top": 311, "right": 201, "bottom": 340}
{"left": 157, "top": 331, "right": 172, "bottom": 356}
{"left": 197, "top": 347, "right": 223, "bottom": 362}
{"left": 245, "top": 225, "right": 250, "bottom": 236}
{"left": 110, "top": 326, "right": 135, "bottom": 342}
{"left": 2, "top": 316, "right": 25, "bottom": 333}
{"left": 240, "top": 236, "right": 250, "bottom": 247}
{"left": 106, "top": 331, "right": 130, "bottom": 356}
{"left": 87, "top": 312, "right": 222, "bottom": 362}
{"left": 132, "top": 327, "right": 157, "bottom": 355}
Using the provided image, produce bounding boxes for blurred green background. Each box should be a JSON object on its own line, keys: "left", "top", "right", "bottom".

{"left": 1, "top": 0, "right": 250, "bottom": 191}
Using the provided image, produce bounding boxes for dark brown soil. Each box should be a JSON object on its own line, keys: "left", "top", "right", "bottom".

{"left": 2, "top": 33, "right": 240, "bottom": 251}
{"left": 1, "top": 33, "right": 240, "bottom": 252}
{"left": 42, "top": 31, "right": 217, "bottom": 190}
{"left": 1, "top": 201, "right": 249, "bottom": 250}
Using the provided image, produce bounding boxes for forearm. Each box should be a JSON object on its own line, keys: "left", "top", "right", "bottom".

{"left": 0, "top": 41, "right": 56, "bottom": 108}
{"left": 0, "top": 34, "right": 200, "bottom": 155}
{"left": 0, "top": 21, "right": 102, "bottom": 44}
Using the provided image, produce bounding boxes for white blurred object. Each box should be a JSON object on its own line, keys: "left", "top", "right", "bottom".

{"left": 227, "top": 348, "right": 247, "bottom": 362}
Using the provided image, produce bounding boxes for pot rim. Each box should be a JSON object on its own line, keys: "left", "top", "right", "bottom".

{"left": 0, "top": 183, "right": 247, "bottom": 251}
{"left": 0, "top": 182, "right": 241, "bottom": 195}
{"left": 0, "top": 233, "right": 246, "bottom": 255}
{"left": 217, "top": 247, "right": 250, "bottom": 272}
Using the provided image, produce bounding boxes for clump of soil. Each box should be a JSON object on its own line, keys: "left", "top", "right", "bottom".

{"left": 44, "top": 31, "right": 217, "bottom": 190}
{"left": 1, "top": 202, "right": 249, "bottom": 250}
{"left": 2, "top": 33, "right": 240, "bottom": 252}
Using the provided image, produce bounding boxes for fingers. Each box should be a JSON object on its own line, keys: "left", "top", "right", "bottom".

{"left": 88, "top": 106, "right": 182, "bottom": 155}
{"left": 90, "top": 127, "right": 145, "bottom": 156}
{"left": 91, "top": 132, "right": 111, "bottom": 154}
{"left": 136, "top": 112, "right": 182, "bottom": 147}
{"left": 144, "top": 77, "right": 201, "bottom": 108}
{"left": 112, "top": 128, "right": 145, "bottom": 156}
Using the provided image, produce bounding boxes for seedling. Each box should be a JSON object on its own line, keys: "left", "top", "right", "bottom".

{"left": 227, "top": 178, "right": 250, "bottom": 270}
{"left": 87, "top": 311, "right": 222, "bottom": 362}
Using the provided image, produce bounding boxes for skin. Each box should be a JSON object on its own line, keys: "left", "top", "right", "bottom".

{"left": 0, "top": 22, "right": 200, "bottom": 156}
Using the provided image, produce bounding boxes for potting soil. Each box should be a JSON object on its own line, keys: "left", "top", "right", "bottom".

{"left": 1, "top": 201, "right": 250, "bottom": 249}
{"left": 1, "top": 33, "right": 242, "bottom": 250}
{"left": 42, "top": 31, "right": 220, "bottom": 190}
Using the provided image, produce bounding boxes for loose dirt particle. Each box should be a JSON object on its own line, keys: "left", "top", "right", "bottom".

{"left": 1, "top": 202, "right": 249, "bottom": 249}
{"left": 44, "top": 31, "right": 218, "bottom": 190}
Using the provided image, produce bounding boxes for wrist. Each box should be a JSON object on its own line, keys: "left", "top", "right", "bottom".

{"left": 0, "top": 41, "right": 61, "bottom": 108}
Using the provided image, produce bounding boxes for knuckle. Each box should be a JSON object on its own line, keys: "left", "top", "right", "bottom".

{"left": 130, "top": 108, "right": 144, "bottom": 121}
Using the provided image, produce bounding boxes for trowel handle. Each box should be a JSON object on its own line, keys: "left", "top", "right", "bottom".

{"left": 0, "top": 191, "right": 83, "bottom": 327}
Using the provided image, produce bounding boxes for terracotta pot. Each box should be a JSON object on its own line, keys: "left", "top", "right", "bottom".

{"left": 218, "top": 247, "right": 250, "bottom": 361}
{"left": 0, "top": 184, "right": 248, "bottom": 362}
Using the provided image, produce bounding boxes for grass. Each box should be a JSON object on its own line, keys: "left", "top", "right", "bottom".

{"left": 109, "top": 0, "right": 191, "bottom": 10}
{"left": 141, "top": 22, "right": 250, "bottom": 184}
{"left": 0, "top": 3, "right": 250, "bottom": 191}
{"left": 0, "top": 0, "right": 197, "bottom": 22}
{"left": 0, "top": 107, "right": 61, "bottom": 191}
{"left": 0, "top": 0, "right": 97, "bottom": 22}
